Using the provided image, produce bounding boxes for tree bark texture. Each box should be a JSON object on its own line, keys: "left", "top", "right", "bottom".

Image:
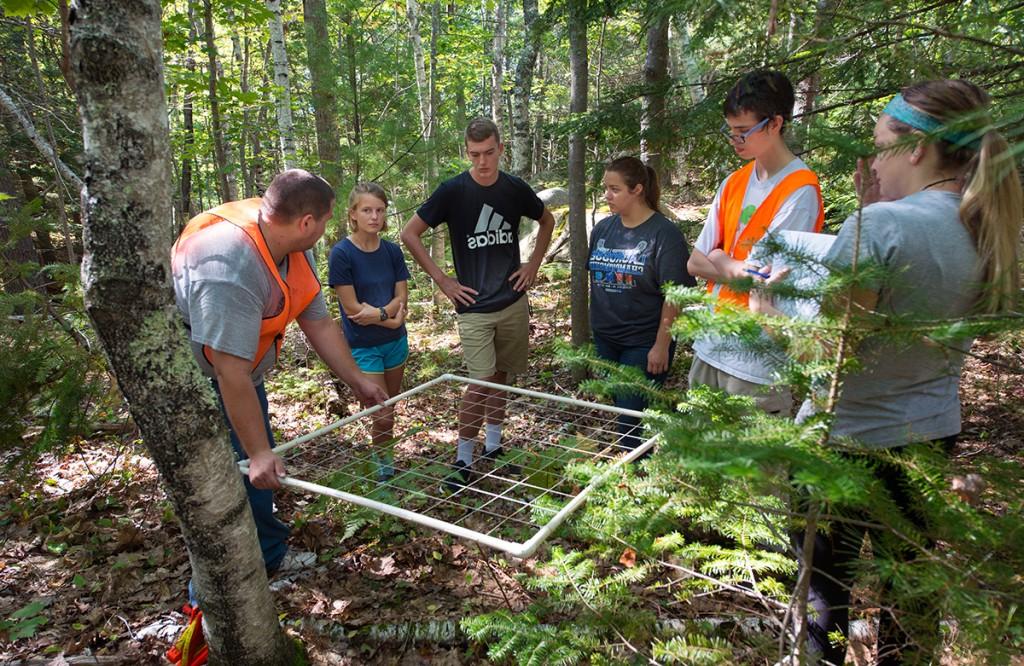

{"left": 510, "top": 0, "right": 541, "bottom": 178}
{"left": 427, "top": 1, "right": 446, "bottom": 309}
{"left": 489, "top": 0, "right": 507, "bottom": 125}
{"left": 406, "top": 0, "right": 430, "bottom": 136}
{"left": 68, "top": 1, "right": 291, "bottom": 663}
{"left": 669, "top": 19, "right": 705, "bottom": 105}
{"left": 641, "top": 6, "right": 670, "bottom": 184}
{"left": 341, "top": 12, "right": 362, "bottom": 150}
{"left": 202, "top": 0, "right": 237, "bottom": 202}
{"left": 796, "top": 0, "right": 835, "bottom": 131}
{"left": 567, "top": 0, "right": 589, "bottom": 347}
{"left": 224, "top": 6, "right": 251, "bottom": 200}
{"left": 179, "top": 5, "right": 198, "bottom": 224}
{"left": 266, "top": 0, "right": 297, "bottom": 168}
{"left": 303, "top": 0, "right": 343, "bottom": 190}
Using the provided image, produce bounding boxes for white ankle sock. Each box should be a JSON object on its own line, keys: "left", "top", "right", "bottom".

{"left": 457, "top": 438, "right": 475, "bottom": 465}
{"left": 484, "top": 423, "right": 502, "bottom": 452}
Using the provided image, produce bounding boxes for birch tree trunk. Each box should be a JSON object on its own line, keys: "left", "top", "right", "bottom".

{"left": 428, "top": 1, "right": 446, "bottom": 309}
{"left": 489, "top": 0, "right": 507, "bottom": 124}
{"left": 669, "top": 18, "right": 705, "bottom": 105}
{"left": 406, "top": 0, "right": 430, "bottom": 134}
{"left": 266, "top": 0, "right": 297, "bottom": 168}
{"left": 641, "top": 5, "right": 670, "bottom": 184}
{"left": 69, "top": 1, "right": 292, "bottom": 662}
{"left": 407, "top": 0, "right": 446, "bottom": 309}
{"left": 202, "top": 0, "right": 237, "bottom": 202}
{"left": 567, "top": 0, "right": 589, "bottom": 348}
{"left": 510, "top": 0, "right": 541, "bottom": 178}
{"left": 303, "top": 0, "right": 343, "bottom": 190}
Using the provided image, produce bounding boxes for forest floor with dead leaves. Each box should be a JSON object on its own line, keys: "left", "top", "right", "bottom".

{"left": 1, "top": 261, "right": 1022, "bottom": 665}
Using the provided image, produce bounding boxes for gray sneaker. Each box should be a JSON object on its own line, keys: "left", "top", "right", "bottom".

{"left": 271, "top": 550, "right": 316, "bottom": 576}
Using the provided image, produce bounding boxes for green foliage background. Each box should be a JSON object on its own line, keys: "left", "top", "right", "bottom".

{"left": 1, "top": 0, "right": 1022, "bottom": 662}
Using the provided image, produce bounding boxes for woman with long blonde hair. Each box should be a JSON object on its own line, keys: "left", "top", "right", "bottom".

{"left": 760, "top": 79, "right": 1022, "bottom": 665}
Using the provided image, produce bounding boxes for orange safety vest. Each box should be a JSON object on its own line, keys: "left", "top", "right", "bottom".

{"left": 172, "top": 198, "right": 322, "bottom": 371}
{"left": 707, "top": 161, "right": 825, "bottom": 308}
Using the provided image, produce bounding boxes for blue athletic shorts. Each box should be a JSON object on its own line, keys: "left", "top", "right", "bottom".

{"left": 351, "top": 336, "right": 409, "bottom": 374}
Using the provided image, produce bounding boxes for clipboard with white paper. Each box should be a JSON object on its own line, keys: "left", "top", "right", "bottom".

{"left": 755, "top": 230, "right": 837, "bottom": 319}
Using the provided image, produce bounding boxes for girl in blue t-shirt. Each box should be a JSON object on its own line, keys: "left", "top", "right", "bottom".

{"left": 329, "top": 182, "right": 411, "bottom": 481}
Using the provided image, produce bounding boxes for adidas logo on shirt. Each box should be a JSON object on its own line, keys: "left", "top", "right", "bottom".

{"left": 468, "top": 204, "right": 514, "bottom": 249}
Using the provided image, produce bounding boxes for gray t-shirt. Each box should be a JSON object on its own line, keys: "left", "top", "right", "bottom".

{"left": 815, "top": 190, "right": 982, "bottom": 448}
{"left": 172, "top": 222, "right": 328, "bottom": 381}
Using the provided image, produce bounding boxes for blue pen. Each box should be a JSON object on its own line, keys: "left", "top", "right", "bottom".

{"left": 744, "top": 268, "right": 771, "bottom": 279}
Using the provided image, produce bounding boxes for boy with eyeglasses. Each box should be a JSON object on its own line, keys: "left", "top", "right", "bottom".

{"left": 685, "top": 70, "right": 825, "bottom": 414}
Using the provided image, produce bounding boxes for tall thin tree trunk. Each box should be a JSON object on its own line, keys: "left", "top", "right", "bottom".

{"left": 340, "top": 11, "right": 362, "bottom": 181}
{"left": 428, "top": 0, "right": 445, "bottom": 309}
{"left": 69, "top": 1, "right": 291, "bottom": 662}
{"left": 202, "top": 0, "right": 237, "bottom": 201}
{"left": 251, "top": 40, "right": 273, "bottom": 191}
{"left": 303, "top": 0, "right": 343, "bottom": 191}
{"left": 489, "top": 0, "right": 507, "bottom": 124}
{"left": 240, "top": 34, "right": 255, "bottom": 197}
{"left": 225, "top": 7, "right": 251, "bottom": 199}
{"left": 266, "top": 0, "right": 297, "bottom": 167}
{"left": 510, "top": 0, "right": 541, "bottom": 178}
{"left": 407, "top": 0, "right": 446, "bottom": 309}
{"left": 25, "top": 17, "right": 76, "bottom": 263}
{"left": 407, "top": 0, "right": 430, "bottom": 135}
{"left": 567, "top": 0, "right": 589, "bottom": 349}
{"left": 0, "top": 165, "right": 43, "bottom": 294}
{"left": 641, "top": 5, "right": 670, "bottom": 184}
{"left": 180, "top": 4, "right": 198, "bottom": 222}
{"left": 670, "top": 19, "right": 704, "bottom": 105}
{"left": 57, "top": 0, "right": 76, "bottom": 94}
{"left": 795, "top": 0, "right": 833, "bottom": 144}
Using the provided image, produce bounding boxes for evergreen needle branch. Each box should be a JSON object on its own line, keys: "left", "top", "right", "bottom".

{"left": 787, "top": 183, "right": 868, "bottom": 663}
{"left": 556, "top": 553, "right": 659, "bottom": 665}
{"left": 605, "top": 533, "right": 788, "bottom": 614}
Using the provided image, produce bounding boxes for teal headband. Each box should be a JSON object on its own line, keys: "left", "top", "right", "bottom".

{"left": 883, "top": 94, "right": 981, "bottom": 150}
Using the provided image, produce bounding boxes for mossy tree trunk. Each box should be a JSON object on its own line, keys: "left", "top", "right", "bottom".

{"left": 510, "top": 0, "right": 542, "bottom": 179}
{"left": 69, "top": 1, "right": 292, "bottom": 663}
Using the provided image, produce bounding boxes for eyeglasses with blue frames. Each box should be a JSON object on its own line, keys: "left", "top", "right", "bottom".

{"left": 719, "top": 116, "right": 771, "bottom": 144}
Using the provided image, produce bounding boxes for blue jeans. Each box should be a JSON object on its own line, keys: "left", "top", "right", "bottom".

{"left": 592, "top": 333, "right": 676, "bottom": 451}
{"left": 190, "top": 380, "right": 290, "bottom": 606}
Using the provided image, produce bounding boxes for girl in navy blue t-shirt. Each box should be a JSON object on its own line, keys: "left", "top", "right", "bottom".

{"left": 329, "top": 182, "right": 411, "bottom": 481}
{"left": 588, "top": 156, "right": 694, "bottom": 451}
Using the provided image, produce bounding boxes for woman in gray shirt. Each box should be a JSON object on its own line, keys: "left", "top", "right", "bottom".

{"left": 757, "top": 80, "right": 1022, "bottom": 664}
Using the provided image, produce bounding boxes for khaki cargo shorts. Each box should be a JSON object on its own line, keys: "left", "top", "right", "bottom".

{"left": 456, "top": 295, "right": 530, "bottom": 379}
{"left": 687, "top": 356, "right": 793, "bottom": 415}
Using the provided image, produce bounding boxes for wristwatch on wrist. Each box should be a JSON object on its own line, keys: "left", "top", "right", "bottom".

{"left": 379, "top": 307, "right": 388, "bottom": 321}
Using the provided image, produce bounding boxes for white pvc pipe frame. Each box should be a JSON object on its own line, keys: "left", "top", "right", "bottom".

{"left": 238, "top": 373, "right": 658, "bottom": 558}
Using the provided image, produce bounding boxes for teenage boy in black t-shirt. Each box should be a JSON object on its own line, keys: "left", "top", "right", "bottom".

{"left": 401, "top": 117, "right": 555, "bottom": 488}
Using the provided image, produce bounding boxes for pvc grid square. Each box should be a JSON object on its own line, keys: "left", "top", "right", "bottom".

{"left": 241, "top": 374, "right": 656, "bottom": 557}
